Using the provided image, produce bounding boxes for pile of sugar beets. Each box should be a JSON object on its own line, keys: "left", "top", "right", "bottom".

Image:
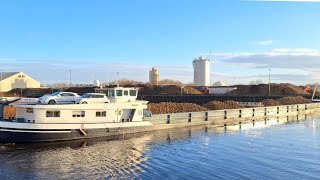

{"left": 148, "top": 96, "right": 312, "bottom": 114}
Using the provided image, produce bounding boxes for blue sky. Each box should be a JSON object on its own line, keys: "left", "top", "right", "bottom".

{"left": 1, "top": 0, "right": 320, "bottom": 85}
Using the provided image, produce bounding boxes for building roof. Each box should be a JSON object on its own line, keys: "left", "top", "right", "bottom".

{"left": 0, "top": 72, "right": 20, "bottom": 82}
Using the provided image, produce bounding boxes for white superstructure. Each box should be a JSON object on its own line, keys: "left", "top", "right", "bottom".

{"left": 193, "top": 56, "right": 210, "bottom": 86}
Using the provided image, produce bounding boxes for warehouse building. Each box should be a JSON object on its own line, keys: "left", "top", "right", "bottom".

{"left": 0, "top": 72, "right": 41, "bottom": 92}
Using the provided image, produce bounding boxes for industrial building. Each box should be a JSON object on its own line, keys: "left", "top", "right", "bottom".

{"left": 193, "top": 56, "right": 210, "bottom": 86}
{"left": 149, "top": 67, "right": 159, "bottom": 85}
{"left": 0, "top": 72, "right": 41, "bottom": 92}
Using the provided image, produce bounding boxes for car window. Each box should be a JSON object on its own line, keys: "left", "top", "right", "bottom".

{"left": 60, "top": 93, "right": 68, "bottom": 97}
{"left": 68, "top": 93, "right": 75, "bottom": 96}
{"left": 51, "top": 92, "right": 60, "bottom": 96}
{"left": 81, "top": 94, "right": 91, "bottom": 98}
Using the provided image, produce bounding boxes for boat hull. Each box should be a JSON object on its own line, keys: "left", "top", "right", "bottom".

{"left": 0, "top": 121, "right": 153, "bottom": 143}
{"left": 0, "top": 128, "right": 122, "bottom": 143}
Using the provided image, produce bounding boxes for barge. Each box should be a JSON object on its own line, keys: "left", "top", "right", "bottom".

{"left": 0, "top": 87, "right": 152, "bottom": 143}
{"left": 1, "top": 86, "right": 320, "bottom": 144}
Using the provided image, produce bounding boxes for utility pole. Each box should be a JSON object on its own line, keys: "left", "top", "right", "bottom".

{"left": 268, "top": 68, "right": 271, "bottom": 96}
{"left": 69, "top": 70, "right": 72, "bottom": 87}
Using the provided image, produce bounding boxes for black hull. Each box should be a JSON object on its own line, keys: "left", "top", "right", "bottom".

{"left": 0, "top": 128, "right": 125, "bottom": 144}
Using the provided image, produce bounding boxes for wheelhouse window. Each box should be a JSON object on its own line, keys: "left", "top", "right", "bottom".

{"left": 72, "top": 111, "right": 85, "bottom": 117}
{"left": 96, "top": 111, "right": 106, "bottom": 117}
{"left": 46, "top": 111, "right": 60, "bottom": 117}
{"left": 124, "top": 90, "right": 129, "bottom": 96}
{"left": 116, "top": 90, "right": 123, "bottom": 96}
{"left": 107, "top": 90, "right": 115, "bottom": 97}
{"left": 130, "top": 90, "right": 137, "bottom": 96}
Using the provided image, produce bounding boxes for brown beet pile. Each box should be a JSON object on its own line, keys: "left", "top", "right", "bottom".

{"left": 148, "top": 102, "right": 208, "bottom": 114}
{"left": 276, "top": 96, "right": 312, "bottom": 105}
{"left": 203, "top": 100, "right": 243, "bottom": 110}
{"left": 261, "top": 99, "right": 281, "bottom": 106}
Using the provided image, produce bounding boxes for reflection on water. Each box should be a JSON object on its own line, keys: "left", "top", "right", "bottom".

{"left": 1, "top": 114, "right": 320, "bottom": 179}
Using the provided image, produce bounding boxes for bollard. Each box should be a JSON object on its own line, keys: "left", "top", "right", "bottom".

{"left": 167, "top": 115, "right": 170, "bottom": 124}
{"left": 205, "top": 112, "right": 208, "bottom": 121}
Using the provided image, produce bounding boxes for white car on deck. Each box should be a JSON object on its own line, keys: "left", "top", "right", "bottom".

{"left": 77, "top": 93, "right": 110, "bottom": 104}
{"left": 38, "top": 92, "right": 81, "bottom": 104}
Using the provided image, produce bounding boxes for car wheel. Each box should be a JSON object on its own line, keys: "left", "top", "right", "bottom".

{"left": 81, "top": 101, "right": 88, "bottom": 104}
{"left": 48, "top": 100, "right": 56, "bottom": 104}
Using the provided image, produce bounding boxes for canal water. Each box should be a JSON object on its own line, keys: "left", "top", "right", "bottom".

{"left": 0, "top": 114, "right": 320, "bottom": 179}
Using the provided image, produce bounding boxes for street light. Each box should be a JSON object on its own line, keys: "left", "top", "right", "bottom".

{"left": 69, "top": 70, "right": 72, "bottom": 87}
{"left": 268, "top": 69, "right": 271, "bottom": 96}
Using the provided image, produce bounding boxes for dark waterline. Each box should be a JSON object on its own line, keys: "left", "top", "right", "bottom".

{"left": 1, "top": 115, "right": 320, "bottom": 179}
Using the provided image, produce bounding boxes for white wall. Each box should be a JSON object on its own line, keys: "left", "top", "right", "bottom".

{"left": 208, "top": 87, "right": 237, "bottom": 94}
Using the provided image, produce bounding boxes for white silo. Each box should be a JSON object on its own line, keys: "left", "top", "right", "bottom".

{"left": 193, "top": 56, "right": 210, "bottom": 86}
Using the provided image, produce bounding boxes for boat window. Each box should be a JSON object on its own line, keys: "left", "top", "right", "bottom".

{"left": 124, "top": 90, "right": 129, "bottom": 96}
{"left": 96, "top": 111, "right": 106, "bottom": 117}
{"left": 130, "top": 90, "right": 137, "bottom": 96}
{"left": 107, "top": 90, "right": 115, "bottom": 97}
{"left": 26, "top": 108, "right": 33, "bottom": 113}
{"left": 72, "top": 111, "right": 85, "bottom": 117}
{"left": 46, "top": 111, "right": 60, "bottom": 117}
{"left": 116, "top": 90, "right": 123, "bottom": 96}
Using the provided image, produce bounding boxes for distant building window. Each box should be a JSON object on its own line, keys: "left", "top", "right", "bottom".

{"left": 26, "top": 108, "right": 33, "bottom": 113}
{"left": 72, "top": 111, "right": 85, "bottom": 117}
{"left": 124, "top": 90, "right": 129, "bottom": 96}
{"left": 130, "top": 90, "right": 137, "bottom": 96}
{"left": 116, "top": 90, "right": 123, "bottom": 96}
{"left": 96, "top": 111, "right": 106, "bottom": 117}
{"left": 46, "top": 111, "right": 60, "bottom": 117}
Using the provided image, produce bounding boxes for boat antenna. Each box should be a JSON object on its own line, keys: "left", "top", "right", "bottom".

{"left": 117, "top": 72, "right": 119, "bottom": 87}
{"left": 312, "top": 85, "right": 318, "bottom": 101}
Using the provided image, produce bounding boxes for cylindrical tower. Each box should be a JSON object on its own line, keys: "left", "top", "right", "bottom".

{"left": 149, "top": 67, "right": 159, "bottom": 85}
{"left": 193, "top": 56, "right": 210, "bottom": 86}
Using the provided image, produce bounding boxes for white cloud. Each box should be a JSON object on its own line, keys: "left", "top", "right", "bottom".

{"left": 256, "top": 40, "right": 273, "bottom": 46}
{"left": 217, "top": 48, "right": 320, "bottom": 69}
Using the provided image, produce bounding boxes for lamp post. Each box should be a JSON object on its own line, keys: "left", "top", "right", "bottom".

{"left": 69, "top": 70, "right": 72, "bottom": 87}
{"left": 268, "top": 69, "right": 271, "bottom": 96}
{"left": 0, "top": 71, "right": 2, "bottom": 92}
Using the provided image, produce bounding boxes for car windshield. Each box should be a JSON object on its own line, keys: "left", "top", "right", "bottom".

{"left": 50, "top": 92, "right": 60, "bottom": 96}
{"left": 81, "top": 94, "right": 91, "bottom": 98}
